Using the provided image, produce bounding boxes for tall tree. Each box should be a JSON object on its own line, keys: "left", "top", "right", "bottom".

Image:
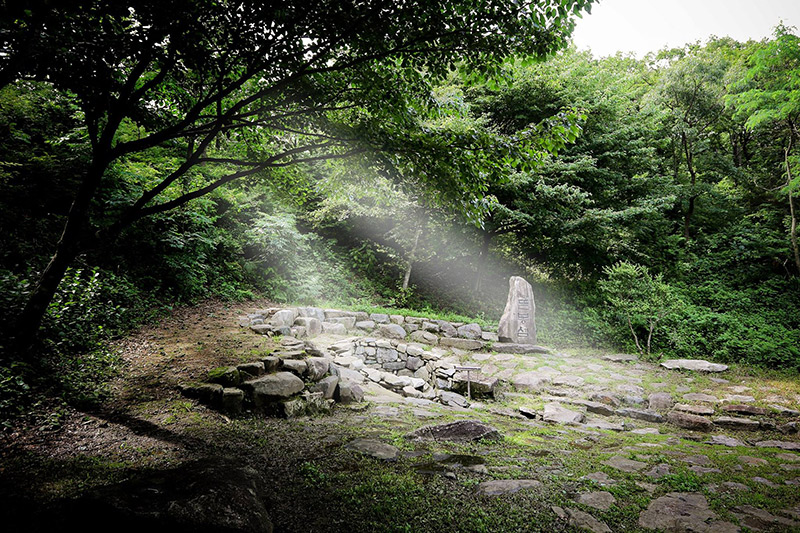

{"left": 729, "top": 25, "right": 800, "bottom": 274}
{"left": 0, "top": 0, "right": 593, "bottom": 353}
{"left": 653, "top": 43, "right": 730, "bottom": 242}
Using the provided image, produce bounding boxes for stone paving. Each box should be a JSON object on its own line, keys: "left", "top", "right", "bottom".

{"left": 242, "top": 306, "right": 800, "bottom": 532}
{"left": 345, "top": 347, "right": 798, "bottom": 531}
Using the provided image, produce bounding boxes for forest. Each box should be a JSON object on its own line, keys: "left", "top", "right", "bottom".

{"left": 1, "top": 2, "right": 800, "bottom": 419}
{"left": 3, "top": 3, "right": 800, "bottom": 532}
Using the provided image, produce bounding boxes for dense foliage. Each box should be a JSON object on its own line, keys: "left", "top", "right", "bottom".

{"left": 1, "top": 3, "right": 799, "bottom": 422}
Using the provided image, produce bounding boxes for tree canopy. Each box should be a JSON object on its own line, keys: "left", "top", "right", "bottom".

{"left": 0, "top": 0, "right": 593, "bottom": 351}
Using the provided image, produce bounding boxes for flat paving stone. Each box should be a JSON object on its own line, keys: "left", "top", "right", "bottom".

{"left": 567, "top": 508, "right": 612, "bottom": 533}
{"left": 645, "top": 464, "right": 671, "bottom": 479}
{"left": 406, "top": 420, "right": 501, "bottom": 442}
{"left": 723, "top": 395, "right": 756, "bottom": 403}
{"left": 755, "top": 440, "right": 800, "bottom": 451}
{"left": 770, "top": 405, "right": 800, "bottom": 416}
{"left": 689, "top": 465, "right": 722, "bottom": 475}
{"left": 661, "top": 359, "right": 729, "bottom": 372}
{"left": 617, "top": 407, "right": 663, "bottom": 423}
{"left": 722, "top": 404, "right": 767, "bottom": 416}
{"left": 714, "top": 416, "right": 761, "bottom": 431}
{"left": 667, "top": 411, "right": 714, "bottom": 431}
{"left": 707, "top": 435, "right": 748, "bottom": 447}
{"left": 681, "top": 455, "right": 712, "bottom": 466}
{"left": 617, "top": 383, "right": 645, "bottom": 395}
{"left": 682, "top": 393, "right": 720, "bottom": 403}
{"left": 543, "top": 402, "right": 585, "bottom": 425}
{"left": 552, "top": 375, "right": 585, "bottom": 387}
{"left": 602, "top": 354, "right": 638, "bottom": 362}
{"left": 582, "top": 472, "right": 617, "bottom": 486}
{"left": 734, "top": 504, "right": 800, "bottom": 531}
{"left": 631, "top": 427, "right": 661, "bottom": 435}
{"left": 738, "top": 456, "right": 768, "bottom": 466}
{"left": 706, "top": 481, "right": 750, "bottom": 494}
{"left": 583, "top": 418, "right": 624, "bottom": 432}
{"left": 775, "top": 452, "right": 800, "bottom": 462}
{"left": 751, "top": 476, "right": 780, "bottom": 488}
{"left": 476, "top": 479, "right": 541, "bottom": 496}
{"left": 345, "top": 438, "right": 399, "bottom": 461}
{"left": 603, "top": 456, "right": 647, "bottom": 472}
{"left": 674, "top": 403, "right": 715, "bottom": 416}
{"left": 575, "top": 491, "right": 616, "bottom": 511}
{"left": 638, "top": 492, "right": 739, "bottom": 532}
{"left": 648, "top": 392, "right": 675, "bottom": 411}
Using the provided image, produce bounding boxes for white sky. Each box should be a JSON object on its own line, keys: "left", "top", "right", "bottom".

{"left": 572, "top": 0, "right": 800, "bottom": 58}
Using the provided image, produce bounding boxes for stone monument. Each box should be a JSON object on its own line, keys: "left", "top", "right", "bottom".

{"left": 497, "top": 276, "right": 536, "bottom": 344}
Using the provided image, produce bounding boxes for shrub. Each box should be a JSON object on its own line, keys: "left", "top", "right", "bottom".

{"left": 599, "top": 261, "right": 680, "bottom": 358}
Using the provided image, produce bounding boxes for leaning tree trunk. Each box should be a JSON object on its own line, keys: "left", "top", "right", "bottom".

{"left": 474, "top": 229, "right": 492, "bottom": 294}
{"left": 401, "top": 225, "right": 423, "bottom": 291}
{"left": 786, "top": 138, "right": 800, "bottom": 274}
{"left": 13, "top": 158, "right": 108, "bottom": 356}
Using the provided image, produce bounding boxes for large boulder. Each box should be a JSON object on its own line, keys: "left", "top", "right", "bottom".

{"left": 321, "top": 322, "right": 347, "bottom": 335}
{"left": 221, "top": 388, "right": 245, "bottom": 414}
{"left": 243, "top": 372, "right": 304, "bottom": 404}
{"left": 335, "top": 379, "right": 364, "bottom": 404}
{"left": 310, "top": 375, "right": 339, "bottom": 399}
{"left": 377, "top": 323, "right": 406, "bottom": 340}
{"left": 306, "top": 357, "right": 331, "bottom": 381}
{"left": 439, "top": 390, "right": 469, "bottom": 407}
{"left": 409, "top": 330, "right": 438, "bottom": 345}
{"left": 293, "top": 316, "right": 322, "bottom": 337}
{"left": 296, "top": 306, "right": 325, "bottom": 322}
{"left": 280, "top": 359, "right": 307, "bottom": 377}
{"left": 436, "top": 320, "right": 458, "bottom": 337}
{"left": 207, "top": 366, "right": 241, "bottom": 387}
{"left": 237, "top": 362, "right": 264, "bottom": 380}
{"left": 181, "top": 383, "right": 223, "bottom": 406}
{"left": 457, "top": 323, "right": 483, "bottom": 340}
{"left": 270, "top": 309, "right": 297, "bottom": 328}
{"left": 327, "top": 316, "right": 356, "bottom": 329}
{"left": 452, "top": 373, "right": 498, "bottom": 397}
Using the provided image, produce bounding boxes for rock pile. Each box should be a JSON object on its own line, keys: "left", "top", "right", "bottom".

{"left": 181, "top": 337, "right": 363, "bottom": 417}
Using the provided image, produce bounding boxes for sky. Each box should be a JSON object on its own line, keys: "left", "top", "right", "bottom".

{"left": 572, "top": 0, "right": 800, "bottom": 58}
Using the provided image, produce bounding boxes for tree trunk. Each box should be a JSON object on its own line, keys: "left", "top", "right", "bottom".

{"left": 786, "top": 138, "right": 800, "bottom": 274}
{"left": 14, "top": 238, "right": 82, "bottom": 355}
{"left": 401, "top": 225, "right": 423, "bottom": 291}
{"left": 681, "top": 131, "right": 698, "bottom": 242}
{"left": 13, "top": 158, "right": 108, "bottom": 355}
{"left": 627, "top": 316, "right": 643, "bottom": 355}
{"left": 474, "top": 229, "right": 492, "bottom": 294}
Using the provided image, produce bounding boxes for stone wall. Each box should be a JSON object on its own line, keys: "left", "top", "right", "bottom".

{"left": 243, "top": 307, "right": 499, "bottom": 346}
{"left": 240, "top": 306, "right": 506, "bottom": 408}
